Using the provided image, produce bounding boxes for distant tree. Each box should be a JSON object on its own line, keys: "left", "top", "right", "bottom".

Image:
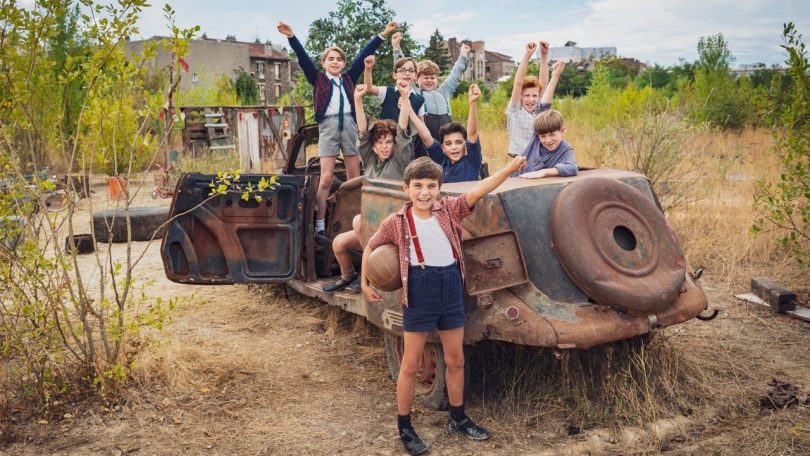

{"left": 234, "top": 68, "right": 259, "bottom": 105}
{"left": 304, "top": 0, "right": 421, "bottom": 87}
{"left": 636, "top": 64, "right": 672, "bottom": 90}
{"left": 423, "top": 29, "right": 450, "bottom": 73}
{"left": 557, "top": 65, "right": 592, "bottom": 97}
{"left": 689, "top": 33, "right": 746, "bottom": 129}
{"left": 597, "top": 57, "right": 639, "bottom": 88}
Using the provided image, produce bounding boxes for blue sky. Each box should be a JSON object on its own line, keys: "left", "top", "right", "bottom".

{"left": 123, "top": 0, "right": 809, "bottom": 66}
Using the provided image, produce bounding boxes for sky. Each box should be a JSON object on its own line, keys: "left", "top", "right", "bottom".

{"left": 48, "top": 0, "right": 810, "bottom": 66}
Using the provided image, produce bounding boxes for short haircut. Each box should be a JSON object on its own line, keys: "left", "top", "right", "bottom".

{"left": 369, "top": 119, "right": 397, "bottom": 144}
{"left": 394, "top": 57, "right": 417, "bottom": 72}
{"left": 320, "top": 46, "right": 346, "bottom": 64}
{"left": 438, "top": 122, "right": 467, "bottom": 143}
{"left": 522, "top": 75, "right": 540, "bottom": 91}
{"left": 533, "top": 109, "right": 565, "bottom": 135}
{"left": 404, "top": 156, "right": 443, "bottom": 186}
{"left": 417, "top": 60, "right": 439, "bottom": 76}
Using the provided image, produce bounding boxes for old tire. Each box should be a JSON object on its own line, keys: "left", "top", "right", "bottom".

{"left": 92, "top": 206, "right": 170, "bottom": 243}
{"left": 384, "top": 332, "right": 449, "bottom": 410}
{"left": 550, "top": 177, "right": 686, "bottom": 315}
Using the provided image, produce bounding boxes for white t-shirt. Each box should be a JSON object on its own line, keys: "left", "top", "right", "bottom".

{"left": 408, "top": 215, "right": 455, "bottom": 266}
{"left": 377, "top": 86, "right": 426, "bottom": 117}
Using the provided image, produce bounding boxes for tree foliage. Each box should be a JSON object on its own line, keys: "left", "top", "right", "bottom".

{"left": 423, "top": 29, "right": 449, "bottom": 73}
{"left": 233, "top": 67, "right": 259, "bottom": 105}
{"left": 753, "top": 22, "right": 810, "bottom": 265}
{"left": 303, "top": 0, "right": 420, "bottom": 88}
{"left": 688, "top": 33, "right": 747, "bottom": 129}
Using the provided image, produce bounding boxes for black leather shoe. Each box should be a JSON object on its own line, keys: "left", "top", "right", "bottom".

{"left": 346, "top": 276, "right": 361, "bottom": 293}
{"left": 323, "top": 274, "right": 356, "bottom": 293}
{"left": 399, "top": 427, "right": 429, "bottom": 455}
{"left": 315, "top": 230, "right": 330, "bottom": 247}
{"left": 448, "top": 416, "right": 491, "bottom": 440}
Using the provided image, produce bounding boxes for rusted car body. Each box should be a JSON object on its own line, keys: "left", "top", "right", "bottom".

{"left": 161, "top": 125, "right": 709, "bottom": 407}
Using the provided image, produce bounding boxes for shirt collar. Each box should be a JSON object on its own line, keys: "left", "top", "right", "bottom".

{"left": 327, "top": 73, "right": 342, "bottom": 83}
{"left": 396, "top": 200, "right": 443, "bottom": 216}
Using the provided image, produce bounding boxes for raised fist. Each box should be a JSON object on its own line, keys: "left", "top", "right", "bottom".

{"left": 525, "top": 42, "right": 537, "bottom": 56}
{"left": 551, "top": 61, "right": 566, "bottom": 77}
{"left": 355, "top": 84, "right": 368, "bottom": 98}
{"left": 391, "top": 32, "right": 402, "bottom": 48}
{"left": 539, "top": 41, "right": 550, "bottom": 55}
{"left": 364, "top": 55, "right": 376, "bottom": 69}
{"left": 469, "top": 83, "right": 481, "bottom": 103}
{"left": 277, "top": 22, "right": 294, "bottom": 38}
{"left": 382, "top": 21, "right": 399, "bottom": 37}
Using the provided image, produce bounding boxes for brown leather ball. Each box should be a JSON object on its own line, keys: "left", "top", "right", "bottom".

{"left": 366, "top": 244, "right": 402, "bottom": 291}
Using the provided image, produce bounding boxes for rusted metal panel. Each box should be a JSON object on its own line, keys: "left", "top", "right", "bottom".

{"left": 462, "top": 232, "right": 528, "bottom": 295}
{"left": 161, "top": 173, "right": 302, "bottom": 284}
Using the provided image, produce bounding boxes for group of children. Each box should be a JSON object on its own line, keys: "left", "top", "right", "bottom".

{"left": 277, "top": 20, "right": 578, "bottom": 455}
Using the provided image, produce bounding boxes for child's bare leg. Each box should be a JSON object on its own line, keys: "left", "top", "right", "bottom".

{"left": 344, "top": 154, "right": 361, "bottom": 180}
{"left": 438, "top": 326, "right": 465, "bottom": 406}
{"left": 332, "top": 231, "right": 361, "bottom": 276}
{"left": 352, "top": 214, "right": 363, "bottom": 246}
{"left": 397, "top": 331, "right": 430, "bottom": 415}
{"left": 316, "top": 156, "right": 336, "bottom": 223}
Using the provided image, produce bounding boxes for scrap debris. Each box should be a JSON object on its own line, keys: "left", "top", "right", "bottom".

{"left": 735, "top": 277, "right": 810, "bottom": 322}
{"left": 760, "top": 379, "right": 810, "bottom": 409}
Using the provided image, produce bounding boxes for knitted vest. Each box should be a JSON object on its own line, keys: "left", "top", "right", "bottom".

{"left": 378, "top": 87, "right": 425, "bottom": 121}
{"left": 313, "top": 73, "right": 356, "bottom": 123}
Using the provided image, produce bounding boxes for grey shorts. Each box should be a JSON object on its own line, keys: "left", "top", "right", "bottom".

{"left": 318, "top": 115, "right": 358, "bottom": 157}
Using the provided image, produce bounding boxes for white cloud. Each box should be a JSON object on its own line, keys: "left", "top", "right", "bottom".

{"left": 409, "top": 11, "right": 477, "bottom": 41}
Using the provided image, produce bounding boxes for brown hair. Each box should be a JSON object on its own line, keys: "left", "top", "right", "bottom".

{"left": 369, "top": 119, "right": 397, "bottom": 144}
{"left": 533, "top": 109, "right": 565, "bottom": 135}
{"left": 394, "top": 57, "right": 418, "bottom": 73}
{"left": 320, "top": 46, "right": 346, "bottom": 64}
{"left": 417, "top": 60, "right": 439, "bottom": 76}
{"left": 438, "top": 122, "right": 467, "bottom": 142}
{"left": 403, "top": 157, "right": 443, "bottom": 186}
{"left": 522, "top": 75, "right": 541, "bottom": 91}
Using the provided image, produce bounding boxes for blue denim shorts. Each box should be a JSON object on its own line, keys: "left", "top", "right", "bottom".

{"left": 404, "top": 263, "right": 465, "bottom": 332}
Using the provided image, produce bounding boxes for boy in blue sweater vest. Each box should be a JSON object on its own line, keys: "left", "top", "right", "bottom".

{"left": 277, "top": 20, "right": 398, "bottom": 236}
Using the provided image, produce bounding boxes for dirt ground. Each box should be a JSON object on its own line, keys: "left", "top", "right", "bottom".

{"left": 1, "top": 177, "right": 810, "bottom": 455}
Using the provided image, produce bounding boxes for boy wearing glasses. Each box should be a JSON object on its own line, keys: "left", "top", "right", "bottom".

{"left": 365, "top": 56, "right": 426, "bottom": 122}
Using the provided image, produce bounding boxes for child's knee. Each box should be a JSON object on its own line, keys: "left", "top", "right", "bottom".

{"left": 352, "top": 214, "right": 362, "bottom": 232}
{"left": 444, "top": 352, "right": 465, "bottom": 370}
{"left": 399, "top": 358, "right": 421, "bottom": 377}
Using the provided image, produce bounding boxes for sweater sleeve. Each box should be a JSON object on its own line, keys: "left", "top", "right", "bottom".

{"left": 358, "top": 127, "right": 374, "bottom": 164}
{"left": 393, "top": 126, "right": 415, "bottom": 171}
{"left": 554, "top": 145, "right": 579, "bottom": 177}
{"left": 348, "top": 34, "right": 384, "bottom": 82}
{"left": 287, "top": 36, "right": 317, "bottom": 85}
{"left": 437, "top": 55, "right": 469, "bottom": 104}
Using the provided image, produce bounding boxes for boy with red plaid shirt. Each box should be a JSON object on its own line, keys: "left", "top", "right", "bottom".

{"left": 360, "top": 155, "right": 527, "bottom": 455}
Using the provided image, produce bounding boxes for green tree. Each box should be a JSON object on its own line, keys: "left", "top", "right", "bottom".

{"left": 636, "top": 64, "right": 672, "bottom": 91}
{"left": 689, "top": 33, "right": 746, "bottom": 129}
{"left": 304, "top": 0, "right": 421, "bottom": 87}
{"left": 423, "top": 29, "right": 449, "bottom": 73}
{"left": 556, "top": 65, "right": 592, "bottom": 97}
{"left": 233, "top": 67, "right": 259, "bottom": 105}
{"left": 753, "top": 22, "right": 810, "bottom": 265}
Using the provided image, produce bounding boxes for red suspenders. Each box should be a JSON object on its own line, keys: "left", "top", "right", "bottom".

{"left": 405, "top": 206, "right": 458, "bottom": 269}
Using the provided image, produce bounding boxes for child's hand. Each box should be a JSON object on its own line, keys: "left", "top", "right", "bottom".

{"left": 391, "top": 32, "right": 402, "bottom": 49}
{"left": 381, "top": 21, "right": 399, "bottom": 37}
{"left": 524, "top": 42, "right": 537, "bottom": 57}
{"left": 460, "top": 42, "right": 471, "bottom": 58}
{"left": 539, "top": 41, "right": 550, "bottom": 55}
{"left": 518, "top": 169, "right": 548, "bottom": 179}
{"left": 355, "top": 84, "right": 368, "bottom": 99}
{"left": 551, "top": 61, "right": 566, "bottom": 78}
{"left": 508, "top": 155, "right": 528, "bottom": 173}
{"left": 277, "top": 22, "right": 294, "bottom": 38}
{"left": 364, "top": 55, "right": 376, "bottom": 69}
{"left": 468, "top": 83, "right": 481, "bottom": 104}
{"left": 396, "top": 79, "right": 411, "bottom": 97}
{"left": 362, "top": 284, "right": 381, "bottom": 302}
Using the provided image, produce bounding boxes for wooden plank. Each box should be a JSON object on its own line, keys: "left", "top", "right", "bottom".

{"left": 751, "top": 276, "right": 797, "bottom": 312}
{"left": 736, "top": 293, "right": 810, "bottom": 322}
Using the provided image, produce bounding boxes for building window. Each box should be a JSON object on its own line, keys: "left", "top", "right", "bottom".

{"left": 258, "top": 83, "right": 266, "bottom": 102}
{"left": 257, "top": 61, "right": 266, "bottom": 80}
{"left": 275, "top": 84, "right": 281, "bottom": 98}
{"left": 192, "top": 73, "right": 198, "bottom": 82}
{"left": 274, "top": 63, "right": 281, "bottom": 80}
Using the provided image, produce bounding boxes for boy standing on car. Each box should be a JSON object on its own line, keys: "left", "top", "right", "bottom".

{"left": 360, "top": 155, "right": 527, "bottom": 455}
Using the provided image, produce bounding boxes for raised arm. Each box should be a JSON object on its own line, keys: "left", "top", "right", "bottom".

{"left": 538, "top": 41, "right": 549, "bottom": 92}
{"left": 278, "top": 22, "right": 317, "bottom": 85}
{"left": 511, "top": 42, "right": 537, "bottom": 105}
{"left": 467, "top": 83, "right": 480, "bottom": 143}
{"left": 408, "top": 103, "right": 435, "bottom": 148}
{"left": 354, "top": 84, "right": 369, "bottom": 135}
{"left": 437, "top": 42, "right": 470, "bottom": 99}
{"left": 465, "top": 156, "right": 527, "bottom": 208}
{"left": 540, "top": 61, "right": 566, "bottom": 105}
{"left": 346, "top": 21, "right": 397, "bottom": 83}
{"left": 392, "top": 32, "right": 405, "bottom": 68}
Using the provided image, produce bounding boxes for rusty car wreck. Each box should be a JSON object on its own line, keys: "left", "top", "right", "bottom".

{"left": 161, "top": 125, "right": 710, "bottom": 408}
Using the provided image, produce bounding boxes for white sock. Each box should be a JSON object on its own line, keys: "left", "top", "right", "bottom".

{"left": 315, "top": 219, "right": 325, "bottom": 232}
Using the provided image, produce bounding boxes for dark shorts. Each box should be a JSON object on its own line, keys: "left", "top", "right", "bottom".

{"left": 404, "top": 263, "right": 465, "bottom": 332}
